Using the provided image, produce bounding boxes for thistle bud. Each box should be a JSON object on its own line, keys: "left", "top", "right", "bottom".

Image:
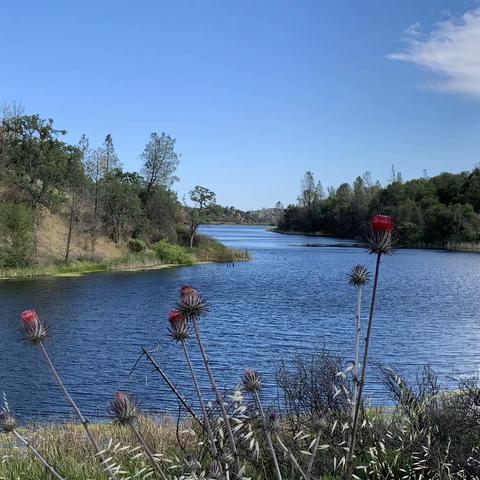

{"left": 0, "top": 411, "right": 17, "bottom": 433}
{"left": 243, "top": 369, "right": 262, "bottom": 393}
{"left": 348, "top": 265, "right": 370, "bottom": 287}
{"left": 168, "top": 311, "right": 190, "bottom": 343}
{"left": 266, "top": 410, "right": 281, "bottom": 432}
{"left": 21, "top": 310, "right": 47, "bottom": 345}
{"left": 178, "top": 285, "right": 207, "bottom": 321}
{"left": 368, "top": 215, "right": 395, "bottom": 255}
{"left": 109, "top": 392, "right": 139, "bottom": 425}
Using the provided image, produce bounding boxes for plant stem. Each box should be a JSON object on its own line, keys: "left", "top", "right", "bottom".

{"left": 39, "top": 342, "right": 118, "bottom": 480}
{"left": 253, "top": 390, "right": 282, "bottom": 480}
{"left": 351, "top": 285, "right": 363, "bottom": 422}
{"left": 192, "top": 318, "right": 241, "bottom": 474}
{"left": 181, "top": 341, "right": 220, "bottom": 461}
{"left": 129, "top": 422, "right": 168, "bottom": 480}
{"left": 274, "top": 434, "right": 308, "bottom": 480}
{"left": 345, "top": 253, "right": 382, "bottom": 480}
{"left": 141, "top": 347, "right": 201, "bottom": 424}
{"left": 12, "top": 429, "right": 66, "bottom": 480}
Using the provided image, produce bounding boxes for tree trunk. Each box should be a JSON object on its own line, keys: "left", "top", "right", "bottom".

{"left": 65, "top": 197, "right": 75, "bottom": 263}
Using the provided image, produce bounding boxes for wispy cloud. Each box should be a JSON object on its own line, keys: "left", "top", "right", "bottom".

{"left": 388, "top": 8, "right": 480, "bottom": 97}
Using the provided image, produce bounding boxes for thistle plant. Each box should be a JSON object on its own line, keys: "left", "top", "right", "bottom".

{"left": 168, "top": 310, "right": 221, "bottom": 470}
{"left": 1, "top": 402, "right": 65, "bottom": 480}
{"left": 177, "top": 285, "right": 241, "bottom": 474}
{"left": 20, "top": 309, "right": 119, "bottom": 480}
{"left": 243, "top": 369, "right": 283, "bottom": 480}
{"left": 109, "top": 392, "right": 168, "bottom": 480}
{"left": 345, "top": 215, "right": 394, "bottom": 480}
{"left": 348, "top": 265, "right": 370, "bottom": 423}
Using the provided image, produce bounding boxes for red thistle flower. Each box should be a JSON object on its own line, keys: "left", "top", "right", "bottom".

{"left": 180, "top": 285, "right": 197, "bottom": 297}
{"left": 109, "top": 391, "right": 139, "bottom": 425}
{"left": 168, "top": 310, "right": 184, "bottom": 325}
{"left": 371, "top": 215, "right": 394, "bottom": 233}
{"left": 21, "top": 309, "right": 47, "bottom": 345}
{"left": 178, "top": 285, "right": 207, "bottom": 321}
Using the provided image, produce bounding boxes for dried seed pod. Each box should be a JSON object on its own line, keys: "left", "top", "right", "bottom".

{"left": 178, "top": 285, "right": 208, "bottom": 321}
{"left": 0, "top": 411, "right": 17, "bottom": 433}
{"left": 109, "top": 392, "right": 139, "bottom": 425}
{"left": 348, "top": 265, "right": 370, "bottom": 287}
{"left": 243, "top": 369, "right": 262, "bottom": 393}
{"left": 21, "top": 310, "right": 47, "bottom": 345}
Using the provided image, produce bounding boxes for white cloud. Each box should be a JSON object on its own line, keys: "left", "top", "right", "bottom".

{"left": 388, "top": 8, "right": 480, "bottom": 97}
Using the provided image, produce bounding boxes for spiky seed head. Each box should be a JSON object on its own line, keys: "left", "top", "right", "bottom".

{"left": 0, "top": 411, "right": 16, "bottom": 433}
{"left": 208, "top": 460, "right": 223, "bottom": 479}
{"left": 243, "top": 369, "right": 262, "bottom": 393}
{"left": 178, "top": 285, "right": 207, "bottom": 321}
{"left": 21, "top": 310, "right": 47, "bottom": 345}
{"left": 368, "top": 229, "right": 395, "bottom": 255}
{"left": 182, "top": 454, "right": 201, "bottom": 474}
{"left": 168, "top": 312, "right": 190, "bottom": 343}
{"left": 266, "top": 410, "right": 281, "bottom": 433}
{"left": 348, "top": 265, "right": 370, "bottom": 287}
{"left": 109, "top": 391, "right": 139, "bottom": 425}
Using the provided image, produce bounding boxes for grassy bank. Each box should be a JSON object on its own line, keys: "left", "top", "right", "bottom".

{"left": 0, "top": 236, "right": 250, "bottom": 280}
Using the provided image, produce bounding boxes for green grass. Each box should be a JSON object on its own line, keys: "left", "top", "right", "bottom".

{"left": 0, "top": 237, "right": 249, "bottom": 280}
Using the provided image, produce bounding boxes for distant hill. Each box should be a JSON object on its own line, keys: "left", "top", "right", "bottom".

{"left": 204, "top": 205, "right": 282, "bottom": 225}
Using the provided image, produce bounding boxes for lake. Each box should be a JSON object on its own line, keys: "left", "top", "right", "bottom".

{"left": 1, "top": 225, "right": 480, "bottom": 422}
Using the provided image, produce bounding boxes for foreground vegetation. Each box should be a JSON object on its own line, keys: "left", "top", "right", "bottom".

{"left": 278, "top": 169, "right": 480, "bottom": 247}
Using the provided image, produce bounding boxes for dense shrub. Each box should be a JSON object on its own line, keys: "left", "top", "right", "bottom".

{"left": 0, "top": 202, "right": 34, "bottom": 268}
{"left": 127, "top": 238, "right": 147, "bottom": 253}
{"left": 154, "top": 240, "right": 194, "bottom": 265}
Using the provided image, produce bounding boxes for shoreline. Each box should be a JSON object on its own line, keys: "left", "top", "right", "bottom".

{"left": 272, "top": 228, "right": 480, "bottom": 253}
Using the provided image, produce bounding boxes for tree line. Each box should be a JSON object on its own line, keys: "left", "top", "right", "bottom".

{"left": 278, "top": 169, "right": 480, "bottom": 245}
{"left": 0, "top": 105, "right": 216, "bottom": 268}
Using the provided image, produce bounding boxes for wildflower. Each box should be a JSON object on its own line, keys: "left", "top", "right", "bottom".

{"left": 243, "top": 369, "right": 262, "bottom": 393}
{"left": 371, "top": 214, "right": 394, "bottom": 232}
{"left": 21, "top": 309, "right": 47, "bottom": 345}
{"left": 109, "top": 391, "right": 139, "bottom": 425}
{"left": 178, "top": 285, "right": 207, "bottom": 321}
{"left": 368, "top": 215, "right": 395, "bottom": 255}
{"left": 169, "top": 317, "right": 190, "bottom": 343}
{"left": 348, "top": 265, "right": 370, "bottom": 287}
{"left": 168, "top": 310, "right": 184, "bottom": 325}
{"left": 0, "top": 411, "right": 16, "bottom": 433}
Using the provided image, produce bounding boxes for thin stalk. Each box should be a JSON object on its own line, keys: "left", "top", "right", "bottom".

{"left": 12, "top": 429, "right": 66, "bottom": 480}
{"left": 253, "top": 390, "right": 282, "bottom": 480}
{"left": 351, "top": 285, "right": 363, "bottom": 422}
{"left": 345, "top": 253, "right": 382, "bottom": 480}
{"left": 181, "top": 341, "right": 220, "bottom": 461}
{"left": 274, "top": 434, "right": 308, "bottom": 480}
{"left": 129, "top": 422, "right": 168, "bottom": 480}
{"left": 306, "top": 431, "right": 322, "bottom": 479}
{"left": 38, "top": 342, "right": 118, "bottom": 480}
{"left": 192, "top": 319, "right": 241, "bottom": 474}
{"left": 141, "top": 348, "right": 201, "bottom": 424}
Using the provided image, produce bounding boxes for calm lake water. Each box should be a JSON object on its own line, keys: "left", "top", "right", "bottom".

{"left": 1, "top": 225, "right": 480, "bottom": 422}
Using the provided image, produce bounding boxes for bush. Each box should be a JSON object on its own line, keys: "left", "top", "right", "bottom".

{"left": 154, "top": 240, "right": 194, "bottom": 265}
{"left": 127, "top": 238, "right": 147, "bottom": 253}
{"left": 0, "top": 202, "right": 34, "bottom": 268}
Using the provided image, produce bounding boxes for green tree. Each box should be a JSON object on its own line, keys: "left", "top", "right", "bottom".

{"left": 188, "top": 186, "right": 216, "bottom": 247}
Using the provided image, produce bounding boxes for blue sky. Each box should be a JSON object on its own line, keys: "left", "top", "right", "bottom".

{"left": 1, "top": 1, "right": 479, "bottom": 210}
